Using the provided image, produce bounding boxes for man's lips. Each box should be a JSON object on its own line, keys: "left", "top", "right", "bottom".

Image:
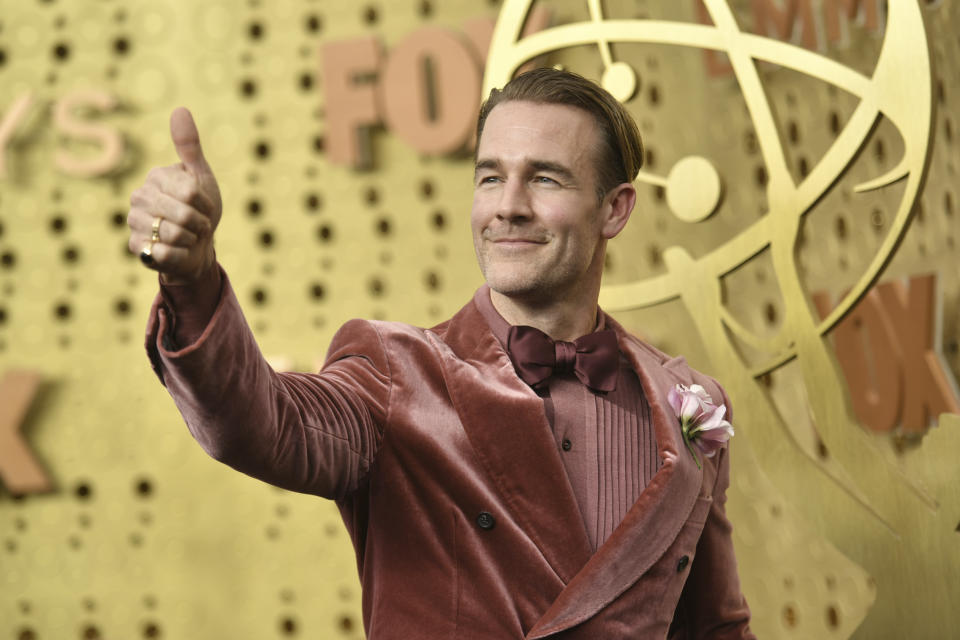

{"left": 486, "top": 235, "right": 548, "bottom": 245}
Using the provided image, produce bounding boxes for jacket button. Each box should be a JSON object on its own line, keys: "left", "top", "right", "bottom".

{"left": 677, "top": 555, "right": 689, "bottom": 572}
{"left": 476, "top": 511, "right": 496, "bottom": 530}
{"left": 561, "top": 438, "right": 572, "bottom": 451}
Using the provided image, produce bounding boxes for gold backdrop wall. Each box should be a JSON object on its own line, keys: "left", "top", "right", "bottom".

{"left": 1, "top": 1, "right": 957, "bottom": 639}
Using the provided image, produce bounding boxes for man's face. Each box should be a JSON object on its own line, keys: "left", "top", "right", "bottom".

{"left": 471, "top": 101, "right": 613, "bottom": 304}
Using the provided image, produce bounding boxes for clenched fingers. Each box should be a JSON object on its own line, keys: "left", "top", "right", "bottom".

{"left": 144, "top": 164, "right": 218, "bottom": 218}
{"left": 130, "top": 181, "right": 210, "bottom": 234}
{"left": 127, "top": 231, "right": 192, "bottom": 271}
{"left": 127, "top": 206, "right": 200, "bottom": 248}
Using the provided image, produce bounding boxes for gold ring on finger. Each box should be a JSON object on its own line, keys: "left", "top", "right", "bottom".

{"left": 151, "top": 216, "right": 163, "bottom": 243}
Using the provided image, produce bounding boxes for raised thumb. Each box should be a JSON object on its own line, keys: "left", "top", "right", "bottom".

{"left": 169, "top": 107, "right": 208, "bottom": 174}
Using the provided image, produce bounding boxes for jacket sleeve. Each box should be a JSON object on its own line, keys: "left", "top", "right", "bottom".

{"left": 144, "top": 268, "right": 392, "bottom": 500}
{"left": 670, "top": 380, "right": 755, "bottom": 640}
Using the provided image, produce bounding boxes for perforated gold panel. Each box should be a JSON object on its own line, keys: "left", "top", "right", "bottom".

{"left": 1, "top": 1, "right": 957, "bottom": 639}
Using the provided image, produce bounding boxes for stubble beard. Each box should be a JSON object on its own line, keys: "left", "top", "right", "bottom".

{"left": 478, "top": 244, "right": 580, "bottom": 307}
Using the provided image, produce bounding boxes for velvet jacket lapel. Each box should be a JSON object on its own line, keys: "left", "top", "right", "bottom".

{"left": 435, "top": 297, "right": 593, "bottom": 584}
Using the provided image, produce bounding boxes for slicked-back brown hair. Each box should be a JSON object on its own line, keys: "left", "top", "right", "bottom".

{"left": 475, "top": 68, "right": 644, "bottom": 202}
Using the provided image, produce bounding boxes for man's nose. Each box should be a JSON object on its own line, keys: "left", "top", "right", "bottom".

{"left": 495, "top": 179, "right": 533, "bottom": 222}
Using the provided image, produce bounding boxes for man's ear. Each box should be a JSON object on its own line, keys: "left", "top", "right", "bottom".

{"left": 601, "top": 182, "right": 637, "bottom": 239}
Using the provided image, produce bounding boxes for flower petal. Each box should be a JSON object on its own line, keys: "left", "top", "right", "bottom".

{"left": 693, "top": 419, "right": 734, "bottom": 457}
{"left": 668, "top": 385, "right": 683, "bottom": 415}
{"left": 680, "top": 392, "right": 702, "bottom": 422}
{"left": 696, "top": 403, "right": 727, "bottom": 431}
{"left": 689, "top": 384, "right": 710, "bottom": 401}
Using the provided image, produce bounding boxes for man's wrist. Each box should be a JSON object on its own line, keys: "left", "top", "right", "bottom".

{"left": 158, "top": 259, "right": 223, "bottom": 347}
{"left": 159, "top": 250, "right": 216, "bottom": 286}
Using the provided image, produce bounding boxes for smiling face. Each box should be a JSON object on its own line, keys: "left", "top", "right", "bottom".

{"left": 471, "top": 101, "right": 631, "bottom": 308}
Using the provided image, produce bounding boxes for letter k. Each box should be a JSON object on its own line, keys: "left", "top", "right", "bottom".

{"left": 0, "top": 371, "right": 52, "bottom": 495}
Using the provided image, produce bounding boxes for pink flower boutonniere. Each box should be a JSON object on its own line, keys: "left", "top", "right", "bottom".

{"left": 667, "top": 383, "right": 734, "bottom": 470}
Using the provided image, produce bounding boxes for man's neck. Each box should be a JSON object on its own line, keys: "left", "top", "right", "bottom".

{"left": 489, "top": 287, "right": 600, "bottom": 342}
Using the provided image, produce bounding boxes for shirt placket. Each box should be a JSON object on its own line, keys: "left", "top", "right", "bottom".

{"left": 549, "top": 374, "right": 599, "bottom": 550}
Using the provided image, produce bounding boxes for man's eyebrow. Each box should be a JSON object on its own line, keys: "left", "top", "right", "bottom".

{"left": 529, "top": 160, "right": 575, "bottom": 181}
{"left": 474, "top": 159, "right": 499, "bottom": 174}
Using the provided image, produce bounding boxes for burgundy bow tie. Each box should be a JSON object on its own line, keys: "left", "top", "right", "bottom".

{"left": 506, "top": 325, "right": 619, "bottom": 393}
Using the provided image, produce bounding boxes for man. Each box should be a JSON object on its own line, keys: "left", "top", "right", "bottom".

{"left": 129, "top": 68, "right": 753, "bottom": 639}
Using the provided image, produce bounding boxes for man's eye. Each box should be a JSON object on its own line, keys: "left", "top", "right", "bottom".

{"left": 478, "top": 176, "right": 499, "bottom": 184}
{"left": 534, "top": 176, "right": 558, "bottom": 184}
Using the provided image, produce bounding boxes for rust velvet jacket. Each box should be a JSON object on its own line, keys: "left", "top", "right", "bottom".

{"left": 146, "top": 272, "right": 753, "bottom": 639}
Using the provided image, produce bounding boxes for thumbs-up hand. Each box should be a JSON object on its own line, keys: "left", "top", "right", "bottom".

{"left": 128, "top": 107, "right": 223, "bottom": 284}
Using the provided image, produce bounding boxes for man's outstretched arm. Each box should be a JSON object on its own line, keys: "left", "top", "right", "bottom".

{"left": 131, "top": 109, "right": 391, "bottom": 499}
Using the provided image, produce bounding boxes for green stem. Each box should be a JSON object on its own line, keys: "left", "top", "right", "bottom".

{"left": 683, "top": 434, "right": 702, "bottom": 470}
